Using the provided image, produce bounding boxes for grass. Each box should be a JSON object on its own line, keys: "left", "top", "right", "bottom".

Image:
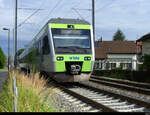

{"left": 0, "top": 70, "right": 60, "bottom": 112}
{"left": 0, "top": 72, "right": 13, "bottom": 112}
{"left": 0, "top": 67, "right": 7, "bottom": 72}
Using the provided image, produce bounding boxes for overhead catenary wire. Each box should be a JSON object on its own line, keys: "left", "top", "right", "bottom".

{"left": 63, "top": 1, "right": 83, "bottom": 18}
{"left": 18, "top": 0, "right": 46, "bottom": 28}
{"left": 17, "top": 9, "right": 41, "bottom": 28}
{"left": 17, "top": 0, "right": 46, "bottom": 42}
{"left": 72, "top": 8, "right": 85, "bottom": 20}
{"left": 85, "top": 0, "right": 117, "bottom": 18}
{"left": 38, "top": 0, "right": 63, "bottom": 25}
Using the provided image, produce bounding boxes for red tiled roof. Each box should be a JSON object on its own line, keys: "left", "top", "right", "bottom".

{"left": 95, "top": 41, "right": 137, "bottom": 59}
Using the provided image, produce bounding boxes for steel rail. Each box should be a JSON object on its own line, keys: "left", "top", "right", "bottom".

{"left": 91, "top": 75, "right": 150, "bottom": 89}
{"left": 78, "top": 83, "right": 150, "bottom": 110}
{"left": 90, "top": 76, "right": 150, "bottom": 95}
{"left": 55, "top": 83, "right": 117, "bottom": 112}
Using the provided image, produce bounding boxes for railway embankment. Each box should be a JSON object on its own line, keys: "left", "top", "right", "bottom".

{"left": 0, "top": 70, "right": 58, "bottom": 112}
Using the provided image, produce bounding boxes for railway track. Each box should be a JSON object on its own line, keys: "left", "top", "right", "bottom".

{"left": 90, "top": 75, "right": 150, "bottom": 96}
{"left": 52, "top": 81, "right": 150, "bottom": 112}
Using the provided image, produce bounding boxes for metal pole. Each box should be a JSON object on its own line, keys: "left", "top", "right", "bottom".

{"left": 92, "top": 0, "right": 95, "bottom": 41}
{"left": 13, "top": 29, "right": 15, "bottom": 68}
{"left": 14, "top": 0, "right": 18, "bottom": 68}
{"left": 8, "top": 29, "right": 10, "bottom": 71}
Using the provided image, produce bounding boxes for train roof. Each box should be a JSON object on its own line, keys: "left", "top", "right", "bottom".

{"left": 48, "top": 18, "right": 90, "bottom": 25}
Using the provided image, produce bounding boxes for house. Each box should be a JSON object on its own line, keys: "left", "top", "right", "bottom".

{"left": 136, "top": 33, "right": 150, "bottom": 62}
{"left": 94, "top": 41, "right": 138, "bottom": 70}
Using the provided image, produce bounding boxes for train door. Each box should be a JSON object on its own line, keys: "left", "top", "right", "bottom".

{"left": 41, "top": 35, "right": 51, "bottom": 71}
{"left": 37, "top": 40, "right": 42, "bottom": 70}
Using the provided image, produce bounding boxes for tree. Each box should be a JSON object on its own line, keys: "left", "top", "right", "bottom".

{"left": 113, "top": 29, "right": 126, "bottom": 41}
{"left": 0, "top": 47, "right": 6, "bottom": 69}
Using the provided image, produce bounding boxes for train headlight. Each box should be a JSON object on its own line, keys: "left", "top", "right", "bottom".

{"left": 84, "top": 57, "right": 91, "bottom": 61}
{"left": 57, "top": 56, "right": 64, "bottom": 61}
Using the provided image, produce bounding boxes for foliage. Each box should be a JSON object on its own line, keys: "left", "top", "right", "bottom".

{"left": 138, "top": 64, "right": 143, "bottom": 71}
{"left": 17, "top": 48, "right": 25, "bottom": 56}
{"left": 0, "top": 47, "right": 6, "bottom": 69}
{"left": 113, "top": 28, "right": 126, "bottom": 41}
{"left": 143, "top": 54, "right": 150, "bottom": 71}
{"left": 92, "top": 70, "right": 150, "bottom": 83}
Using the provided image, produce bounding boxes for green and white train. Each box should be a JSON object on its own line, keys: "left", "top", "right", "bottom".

{"left": 18, "top": 18, "right": 95, "bottom": 82}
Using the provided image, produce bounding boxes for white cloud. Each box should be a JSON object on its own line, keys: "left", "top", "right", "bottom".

{"left": 0, "top": 0, "right": 4, "bottom": 8}
{"left": 1, "top": 0, "right": 150, "bottom": 42}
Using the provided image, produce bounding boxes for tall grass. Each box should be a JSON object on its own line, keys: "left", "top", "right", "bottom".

{"left": 0, "top": 72, "right": 13, "bottom": 112}
{"left": 0, "top": 70, "right": 60, "bottom": 112}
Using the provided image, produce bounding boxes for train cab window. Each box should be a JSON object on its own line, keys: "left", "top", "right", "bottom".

{"left": 42, "top": 36, "right": 50, "bottom": 55}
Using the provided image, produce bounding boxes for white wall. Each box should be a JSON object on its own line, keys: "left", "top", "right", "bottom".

{"left": 107, "top": 54, "right": 137, "bottom": 70}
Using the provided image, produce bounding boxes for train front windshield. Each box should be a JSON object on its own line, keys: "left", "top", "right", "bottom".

{"left": 52, "top": 29, "right": 92, "bottom": 54}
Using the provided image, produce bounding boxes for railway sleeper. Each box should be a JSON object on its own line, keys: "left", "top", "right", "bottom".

{"left": 87, "top": 95, "right": 108, "bottom": 98}
{"left": 68, "top": 98, "right": 78, "bottom": 102}
{"left": 118, "top": 107, "right": 145, "bottom": 112}
{"left": 92, "top": 97, "right": 113, "bottom": 101}
{"left": 111, "top": 104, "right": 135, "bottom": 109}
{"left": 89, "top": 109, "right": 101, "bottom": 112}
{"left": 97, "top": 99, "right": 120, "bottom": 103}
{"left": 77, "top": 103, "right": 87, "bottom": 107}
{"left": 104, "top": 102, "right": 127, "bottom": 106}
{"left": 73, "top": 101, "right": 83, "bottom": 104}
{"left": 82, "top": 106, "right": 93, "bottom": 111}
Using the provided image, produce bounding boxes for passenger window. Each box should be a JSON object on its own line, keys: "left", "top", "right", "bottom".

{"left": 43, "top": 36, "right": 50, "bottom": 55}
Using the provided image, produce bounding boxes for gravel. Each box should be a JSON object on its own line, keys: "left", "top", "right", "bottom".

{"left": 45, "top": 90, "right": 100, "bottom": 112}
{"left": 43, "top": 78, "right": 150, "bottom": 112}
{"left": 81, "top": 81, "right": 150, "bottom": 103}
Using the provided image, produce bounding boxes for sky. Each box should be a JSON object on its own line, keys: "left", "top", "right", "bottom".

{"left": 0, "top": 0, "right": 150, "bottom": 56}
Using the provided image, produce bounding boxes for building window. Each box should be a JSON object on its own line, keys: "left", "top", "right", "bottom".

{"left": 106, "top": 63, "right": 110, "bottom": 70}
{"left": 107, "top": 48, "right": 111, "bottom": 51}
{"left": 110, "top": 63, "right": 116, "bottom": 69}
{"left": 120, "top": 63, "right": 132, "bottom": 70}
{"left": 94, "top": 61, "right": 102, "bottom": 69}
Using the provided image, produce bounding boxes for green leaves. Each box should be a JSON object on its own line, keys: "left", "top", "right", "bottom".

{"left": 0, "top": 47, "right": 6, "bottom": 69}
{"left": 143, "top": 54, "right": 150, "bottom": 71}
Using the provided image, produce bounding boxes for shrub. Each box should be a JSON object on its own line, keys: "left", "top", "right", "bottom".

{"left": 143, "top": 54, "right": 150, "bottom": 71}
{"left": 0, "top": 47, "right": 6, "bottom": 69}
{"left": 92, "top": 69, "right": 150, "bottom": 83}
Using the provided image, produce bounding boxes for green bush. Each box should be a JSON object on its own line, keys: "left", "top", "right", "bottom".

{"left": 92, "top": 69, "right": 150, "bottom": 83}
{"left": 143, "top": 54, "right": 150, "bottom": 71}
{"left": 0, "top": 47, "right": 6, "bottom": 69}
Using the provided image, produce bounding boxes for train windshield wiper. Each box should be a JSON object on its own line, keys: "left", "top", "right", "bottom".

{"left": 56, "top": 46, "right": 69, "bottom": 49}
{"left": 57, "top": 46, "right": 82, "bottom": 49}
{"left": 56, "top": 46, "right": 89, "bottom": 54}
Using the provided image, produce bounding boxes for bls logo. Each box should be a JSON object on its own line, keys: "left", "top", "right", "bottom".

{"left": 69, "top": 57, "right": 80, "bottom": 60}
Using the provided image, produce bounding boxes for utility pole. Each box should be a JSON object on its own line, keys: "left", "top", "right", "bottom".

{"left": 14, "top": 0, "right": 18, "bottom": 68}
{"left": 3, "top": 28, "right": 10, "bottom": 71}
{"left": 92, "top": 0, "right": 95, "bottom": 41}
